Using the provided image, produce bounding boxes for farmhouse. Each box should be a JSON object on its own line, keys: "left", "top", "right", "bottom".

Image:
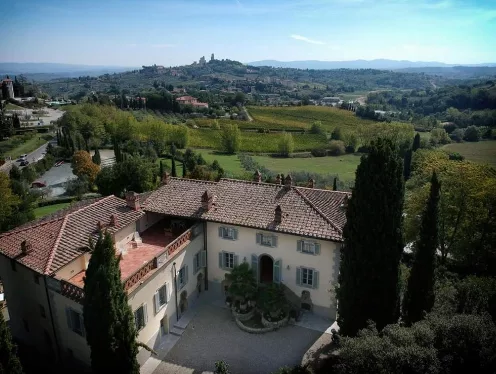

{"left": 0, "top": 173, "right": 347, "bottom": 369}
{"left": 175, "top": 95, "right": 209, "bottom": 109}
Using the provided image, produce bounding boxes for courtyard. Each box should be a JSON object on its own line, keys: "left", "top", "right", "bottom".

{"left": 152, "top": 303, "right": 322, "bottom": 374}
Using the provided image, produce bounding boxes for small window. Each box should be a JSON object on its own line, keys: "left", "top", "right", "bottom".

{"left": 219, "top": 226, "right": 238, "bottom": 240}
{"left": 11, "top": 260, "right": 16, "bottom": 272}
{"left": 219, "top": 251, "right": 237, "bottom": 270}
{"left": 23, "top": 319, "right": 29, "bottom": 332}
{"left": 134, "top": 304, "right": 148, "bottom": 331}
{"left": 193, "top": 250, "right": 207, "bottom": 274}
{"left": 178, "top": 266, "right": 188, "bottom": 289}
{"left": 66, "top": 308, "right": 85, "bottom": 336}
{"left": 296, "top": 267, "right": 319, "bottom": 289}
{"left": 257, "top": 233, "right": 277, "bottom": 247}
{"left": 301, "top": 268, "right": 314, "bottom": 286}
{"left": 34, "top": 274, "right": 40, "bottom": 284}
{"left": 154, "top": 284, "right": 167, "bottom": 313}
{"left": 39, "top": 304, "right": 46, "bottom": 318}
{"left": 297, "top": 240, "right": 320, "bottom": 255}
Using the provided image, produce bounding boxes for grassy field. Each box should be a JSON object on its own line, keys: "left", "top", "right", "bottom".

{"left": 443, "top": 140, "right": 496, "bottom": 169}
{"left": 157, "top": 157, "right": 185, "bottom": 176}
{"left": 195, "top": 150, "right": 246, "bottom": 175}
{"left": 188, "top": 129, "right": 327, "bottom": 152}
{"left": 0, "top": 134, "right": 52, "bottom": 158}
{"left": 34, "top": 203, "right": 70, "bottom": 218}
{"left": 5, "top": 102, "right": 24, "bottom": 111}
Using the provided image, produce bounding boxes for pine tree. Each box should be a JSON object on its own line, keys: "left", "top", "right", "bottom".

{"left": 159, "top": 160, "right": 164, "bottom": 177}
{"left": 0, "top": 309, "right": 24, "bottom": 374}
{"left": 83, "top": 232, "right": 139, "bottom": 374}
{"left": 403, "top": 149, "right": 412, "bottom": 180}
{"left": 333, "top": 177, "right": 338, "bottom": 191}
{"left": 171, "top": 156, "right": 177, "bottom": 177}
{"left": 337, "top": 138, "right": 405, "bottom": 336}
{"left": 402, "top": 171, "right": 440, "bottom": 325}
{"left": 412, "top": 133, "right": 421, "bottom": 152}
{"left": 92, "top": 148, "right": 101, "bottom": 165}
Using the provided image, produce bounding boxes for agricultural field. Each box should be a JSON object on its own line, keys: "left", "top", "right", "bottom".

{"left": 443, "top": 140, "right": 496, "bottom": 169}
{"left": 251, "top": 154, "right": 362, "bottom": 182}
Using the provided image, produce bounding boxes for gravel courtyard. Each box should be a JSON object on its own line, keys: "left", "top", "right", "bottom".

{"left": 153, "top": 304, "right": 321, "bottom": 374}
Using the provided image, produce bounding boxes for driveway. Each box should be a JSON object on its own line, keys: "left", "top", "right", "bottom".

{"left": 153, "top": 304, "right": 321, "bottom": 374}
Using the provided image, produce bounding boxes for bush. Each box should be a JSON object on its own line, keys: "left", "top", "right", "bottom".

{"left": 278, "top": 132, "right": 294, "bottom": 157}
{"left": 310, "top": 121, "right": 325, "bottom": 135}
{"left": 65, "top": 177, "right": 89, "bottom": 198}
{"left": 430, "top": 128, "right": 451, "bottom": 145}
{"left": 328, "top": 140, "right": 346, "bottom": 156}
{"left": 311, "top": 148, "right": 328, "bottom": 157}
{"left": 220, "top": 124, "right": 241, "bottom": 154}
{"left": 345, "top": 145, "right": 355, "bottom": 153}
{"left": 463, "top": 126, "right": 480, "bottom": 142}
{"left": 448, "top": 152, "right": 464, "bottom": 161}
{"left": 330, "top": 127, "right": 343, "bottom": 140}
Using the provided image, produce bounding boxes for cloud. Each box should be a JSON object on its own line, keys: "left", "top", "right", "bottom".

{"left": 290, "top": 34, "right": 325, "bottom": 45}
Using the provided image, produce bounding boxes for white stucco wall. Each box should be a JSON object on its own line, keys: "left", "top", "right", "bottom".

{"left": 56, "top": 254, "right": 88, "bottom": 280}
{"left": 206, "top": 222, "right": 340, "bottom": 318}
{"left": 137, "top": 212, "right": 163, "bottom": 233}
{"left": 114, "top": 221, "right": 138, "bottom": 247}
{"left": 0, "top": 255, "right": 57, "bottom": 357}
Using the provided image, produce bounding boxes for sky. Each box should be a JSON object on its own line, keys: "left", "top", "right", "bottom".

{"left": 3, "top": 0, "right": 496, "bottom": 66}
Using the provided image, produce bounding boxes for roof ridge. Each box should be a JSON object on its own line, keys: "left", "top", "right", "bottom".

{"left": 171, "top": 177, "right": 218, "bottom": 185}
{"left": 294, "top": 188, "right": 343, "bottom": 234}
{"left": 0, "top": 216, "right": 65, "bottom": 238}
{"left": 220, "top": 178, "right": 284, "bottom": 187}
{"left": 295, "top": 186, "right": 351, "bottom": 195}
{"left": 44, "top": 215, "right": 69, "bottom": 275}
{"left": 64, "top": 195, "right": 114, "bottom": 219}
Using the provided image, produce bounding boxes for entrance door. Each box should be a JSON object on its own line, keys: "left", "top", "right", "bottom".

{"left": 259, "top": 255, "right": 274, "bottom": 283}
{"left": 160, "top": 315, "right": 169, "bottom": 336}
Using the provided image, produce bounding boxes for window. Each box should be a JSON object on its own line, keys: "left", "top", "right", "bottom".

{"left": 10, "top": 260, "right": 16, "bottom": 272}
{"left": 34, "top": 274, "right": 40, "bottom": 284}
{"left": 297, "top": 240, "right": 321, "bottom": 255}
{"left": 154, "top": 284, "right": 168, "bottom": 313}
{"left": 296, "top": 267, "right": 319, "bottom": 289}
{"left": 66, "top": 308, "right": 85, "bottom": 336}
{"left": 39, "top": 304, "right": 46, "bottom": 318}
{"left": 219, "top": 251, "right": 238, "bottom": 270}
{"left": 134, "top": 304, "right": 148, "bottom": 331}
{"left": 193, "top": 250, "right": 206, "bottom": 274}
{"left": 219, "top": 226, "right": 238, "bottom": 240}
{"left": 177, "top": 266, "right": 188, "bottom": 290}
{"left": 256, "top": 233, "right": 277, "bottom": 247}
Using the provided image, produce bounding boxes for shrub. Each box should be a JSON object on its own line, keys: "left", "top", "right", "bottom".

{"left": 331, "top": 127, "right": 343, "bottom": 140}
{"left": 220, "top": 124, "right": 241, "bottom": 154}
{"left": 450, "top": 128, "right": 465, "bottom": 142}
{"left": 430, "top": 128, "right": 451, "bottom": 145}
{"left": 448, "top": 152, "right": 464, "bottom": 161}
{"left": 278, "top": 132, "right": 294, "bottom": 157}
{"left": 345, "top": 145, "right": 355, "bottom": 153}
{"left": 311, "top": 148, "right": 327, "bottom": 157}
{"left": 328, "top": 140, "right": 345, "bottom": 156}
{"left": 66, "top": 177, "right": 89, "bottom": 198}
{"left": 310, "top": 121, "right": 325, "bottom": 135}
{"left": 463, "top": 126, "right": 480, "bottom": 142}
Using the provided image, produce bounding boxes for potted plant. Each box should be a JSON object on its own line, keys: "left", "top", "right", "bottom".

{"left": 227, "top": 263, "right": 257, "bottom": 313}
{"left": 259, "top": 283, "right": 287, "bottom": 320}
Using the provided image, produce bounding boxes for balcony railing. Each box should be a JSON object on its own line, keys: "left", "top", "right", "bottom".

{"left": 61, "top": 279, "right": 85, "bottom": 303}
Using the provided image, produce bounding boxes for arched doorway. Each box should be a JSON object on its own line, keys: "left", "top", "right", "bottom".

{"left": 259, "top": 255, "right": 273, "bottom": 283}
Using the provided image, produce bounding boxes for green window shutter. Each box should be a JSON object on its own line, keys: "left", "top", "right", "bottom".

{"left": 314, "top": 243, "right": 321, "bottom": 255}
{"left": 218, "top": 226, "right": 223, "bottom": 237}
{"left": 154, "top": 291, "right": 159, "bottom": 314}
{"left": 256, "top": 233, "right": 262, "bottom": 244}
{"left": 297, "top": 240, "right": 303, "bottom": 252}
{"left": 273, "top": 259, "right": 281, "bottom": 284}
{"left": 272, "top": 235, "right": 278, "bottom": 247}
{"left": 184, "top": 265, "right": 189, "bottom": 285}
{"left": 296, "top": 267, "right": 302, "bottom": 286}
{"left": 251, "top": 254, "right": 259, "bottom": 282}
{"left": 234, "top": 254, "right": 239, "bottom": 267}
{"left": 200, "top": 250, "right": 206, "bottom": 268}
{"left": 313, "top": 270, "right": 319, "bottom": 289}
{"left": 143, "top": 303, "right": 148, "bottom": 325}
{"left": 219, "top": 252, "right": 223, "bottom": 269}
{"left": 233, "top": 229, "right": 238, "bottom": 240}
{"left": 65, "top": 308, "right": 73, "bottom": 330}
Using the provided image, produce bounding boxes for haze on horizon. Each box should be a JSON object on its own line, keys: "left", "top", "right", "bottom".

{"left": 3, "top": 0, "right": 496, "bottom": 67}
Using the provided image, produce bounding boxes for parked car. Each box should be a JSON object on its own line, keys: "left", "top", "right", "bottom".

{"left": 19, "top": 154, "right": 28, "bottom": 161}
{"left": 20, "top": 160, "right": 29, "bottom": 166}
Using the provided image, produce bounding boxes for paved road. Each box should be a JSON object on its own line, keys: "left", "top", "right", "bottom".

{"left": 1, "top": 140, "right": 54, "bottom": 174}
{"left": 153, "top": 304, "right": 320, "bottom": 374}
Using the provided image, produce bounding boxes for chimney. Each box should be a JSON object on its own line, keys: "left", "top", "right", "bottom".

{"left": 201, "top": 190, "right": 214, "bottom": 211}
{"left": 275, "top": 174, "right": 281, "bottom": 185}
{"left": 21, "top": 240, "right": 33, "bottom": 255}
{"left": 125, "top": 191, "right": 140, "bottom": 210}
{"left": 161, "top": 172, "right": 171, "bottom": 185}
{"left": 274, "top": 205, "right": 282, "bottom": 224}
{"left": 253, "top": 170, "right": 262, "bottom": 183}
{"left": 110, "top": 214, "right": 118, "bottom": 227}
{"left": 284, "top": 174, "right": 292, "bottom": 189}
{"left": 96, "top": 220, "right": 104, "bottom": 231}
{"left": 308, "top": 178, "right": 315, "bottom": 188}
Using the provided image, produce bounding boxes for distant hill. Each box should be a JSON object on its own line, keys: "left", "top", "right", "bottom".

{"left": 0, "top": 62, "right": 137, "bottom": 80}
{"left": 248, "top": 59, "right": 496, "bottom": 70}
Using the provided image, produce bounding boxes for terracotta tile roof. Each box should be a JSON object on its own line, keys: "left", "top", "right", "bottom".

{"left": 0, "top": 196, "right": 144, "bottom": 275}
{"left": 143, "top": 178, "right": 346, "bottom": 241}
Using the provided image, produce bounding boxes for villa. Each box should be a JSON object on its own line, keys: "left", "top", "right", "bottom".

{"left": 0, "top": 173, "right": 348, "bottom": 370}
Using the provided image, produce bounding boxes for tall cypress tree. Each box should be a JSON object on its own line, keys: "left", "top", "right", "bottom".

{"left": 92, "top": 148, "right": 101, "bottom": 165}
{"left": 403, "top": 149, "right": 412, "bottom": 180}
{"left": 333, "top": 177, "right": 338, "bottom": 191}
{"left": 412, "top": 133, "right": 421, "bottom": 152}
{"left": 0, "top": 310, "right": 23, "bottom": 374}
{"left": 83, "top": 232, "right": 139, "bottom": 374}
{"left": 171, "top": 156, "right": 177, "bottom": 177}
{"left": 182, "top": 161, "right": 186, "bottom": 177}
{"left": 337, "top": 138, "right": 405, "bottom": 336}
{"left": 402, "top": 171, "right": 440, "bottom": 325}
{"left": 159, "top": 160, "right": 164, "bottom": 177}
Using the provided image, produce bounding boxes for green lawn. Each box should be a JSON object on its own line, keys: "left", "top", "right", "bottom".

{"left": 5, "top": 103, "right": 24, "bottom": 111}
{"left": 0, "top": 134, "right": 52, "bottom": 158}
{"left": 157, "top": 157, "right": 184, "bottom": 176}
{"left": 443, "top": 140, "right": 496, "bottom": 169}
{"left": 195, "top": 149, "right": 246, "bottom": 176}
{"left": 251, "top": 153, "right": 362, "bottom": 182}
{"left": 34, "top": 203, "right": 70, "bottom": 218}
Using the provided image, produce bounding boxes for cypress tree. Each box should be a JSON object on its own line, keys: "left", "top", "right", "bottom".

{"left": 403, "top": 149, "right": 412, "bottom": 180}
{"left": 402, "top": 171, "right": 440, "bottom": 325}
{"left": 0, "top": 310, "right": 23, "bottom": 374}
{"left": 337, "top": 138, "right": 405, "bottom": 336}
{"left": 182, "top": 161, "right": 186, "bottom": 177}
{"left": 83, "top": 232, "right": 139, "bottom": 374}
{"left": 412, "top": 133, "right": 421, "bottom": 152}
{"left": 159, "top": 160, "right": 164, "bottom": 177}
{"left": 333, "top": 177, "right": 338, "bottom": 191}
{"left": 92, "top": 148, "right": 101, "bottom": 165}
{"left": 171, "top": 156, "right": 177, "bottom": 177}
{"left": 114, "top": 141, "right": 121, "bottom": 163}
